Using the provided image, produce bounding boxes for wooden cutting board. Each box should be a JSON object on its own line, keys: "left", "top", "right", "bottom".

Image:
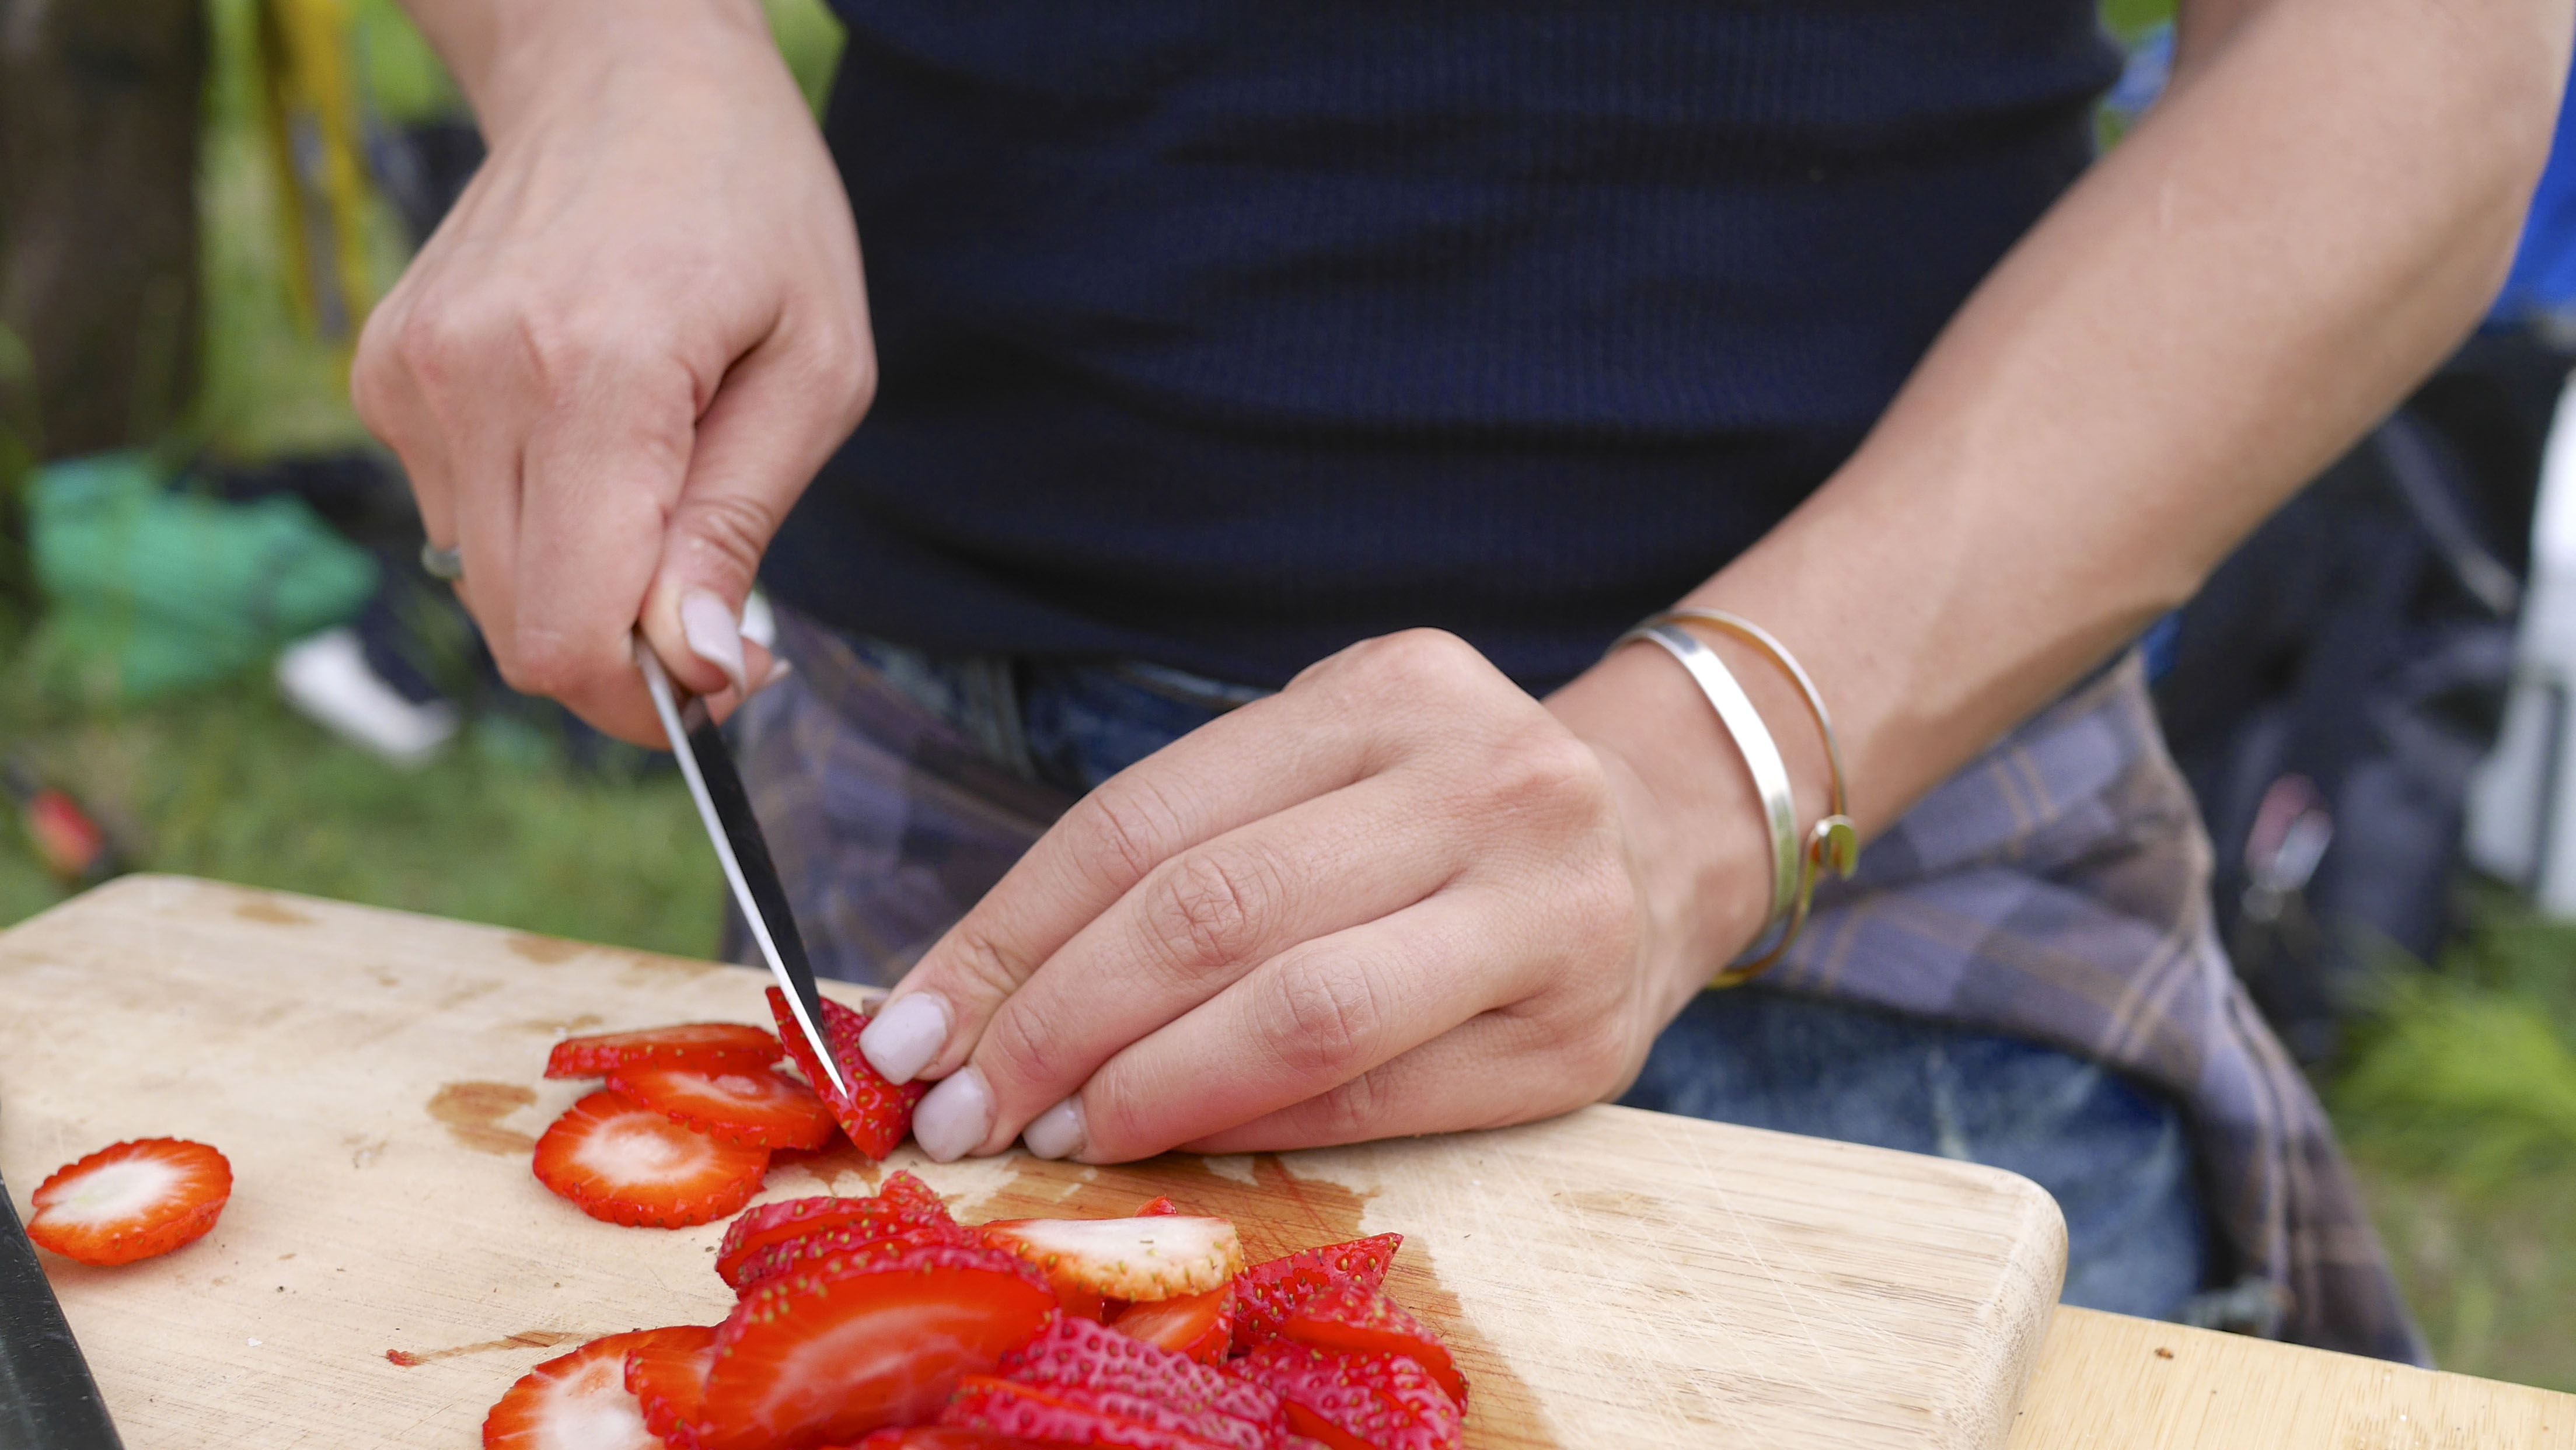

{"left": 0, "top": 876, "right": 2067, "bottom": 1448}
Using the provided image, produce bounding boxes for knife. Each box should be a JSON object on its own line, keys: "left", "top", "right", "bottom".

{"left": 0, "top": 1100, "right": 127, "bottom": 1449}
{"left": 636, "top": 638, "right": 849, "bottom": 1099}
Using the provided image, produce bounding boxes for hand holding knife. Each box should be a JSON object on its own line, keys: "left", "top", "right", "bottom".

{"left": 634, "top": 635, "right": 847, "bottom": 1099}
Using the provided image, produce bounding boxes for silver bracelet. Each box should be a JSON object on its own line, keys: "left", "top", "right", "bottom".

{"left": 1611, "top": 621, "right": 1802, "bottom": 944}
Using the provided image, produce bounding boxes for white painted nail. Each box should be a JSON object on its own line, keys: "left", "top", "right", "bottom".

{"left": 1022, "top": 1096, "right": 1085, "bottom": 1161}
{"left": 751, "top": 656, "right": 794, "bottom": 695}
{"left": 858, "top": 993, "right": 951, "bottom": 1085}
{"left": 679, "top": 590, "right": 746, "bottom": 696}
{"left": 910, "top": 1067, "right": 993, "bottom": 1163}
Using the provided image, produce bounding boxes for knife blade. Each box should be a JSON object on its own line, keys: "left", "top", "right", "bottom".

{"left": 0, "top": 1102, "right": 127, "bottom": 1450}
{"left": 637, "top": 639, "right": 849, "bottom": 1099}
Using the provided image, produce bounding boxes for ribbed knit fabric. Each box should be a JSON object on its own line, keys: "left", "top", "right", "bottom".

{"left": 767, "top": 0, "right": 2121, "bottom": 690}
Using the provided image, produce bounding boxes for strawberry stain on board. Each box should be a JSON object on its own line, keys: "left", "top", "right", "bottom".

{"left": 989, "top": 1152, "right": 1553, "bottom": 1449}
{"left": 426, "top": 1081, "right": 540, "bottom": 1154}
{"left": 384, "top": 1329, "right": 587, "bottom": 1367}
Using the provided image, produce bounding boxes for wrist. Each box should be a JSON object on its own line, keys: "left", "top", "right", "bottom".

{"left": 1546, "top": 630, "right": 1834, "bottom": 1014}
{"left": 451, "top": 0, "right": 780, "bottom": 143}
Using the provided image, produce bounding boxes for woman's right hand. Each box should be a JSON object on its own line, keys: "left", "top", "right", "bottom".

{"left": 354, "top": 0, "right": 875, "bottom": 743}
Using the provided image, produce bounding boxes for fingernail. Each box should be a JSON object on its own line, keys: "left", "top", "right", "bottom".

{"left": 858, "top": 993, "right": 951, "bottom": 1085}
{"left": 1022, "top": 1096, "right": 1085, "bottom": 1160}
{"left": 911, "top": 1067, "right": 993, "bottom": 1162}
{"left": 679, "top": 590, "right": 747, "bottom": 695}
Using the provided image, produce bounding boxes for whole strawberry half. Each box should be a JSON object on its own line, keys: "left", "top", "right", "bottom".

{"left": 26, "top": 1138, "right": 232, "bottom": 1268}
{"left": 766, "top": 987, "right": 927, "bottom": 1159}
{"left": 484, "top": 1326, "right": 708, "bottom": 1450}
{"left": 692, "top": 1240, "right": 1056, "bottom": 1450}
{"left": 1230, "top": 1234, "right": 1402, "bottom": 1354}
{"left": 981, "top": 1214, "right": 1243, "bottom": 1303}
{"left": 532, "top": 1090, "right": 770, "bottom": 1228}
{"left": 547, "top": 1023, "right": 783, "bottom": 1079}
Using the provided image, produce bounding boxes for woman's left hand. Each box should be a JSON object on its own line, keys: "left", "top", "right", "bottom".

{"left": 854, "top": 627, "right": 1779, "bottom": 1163}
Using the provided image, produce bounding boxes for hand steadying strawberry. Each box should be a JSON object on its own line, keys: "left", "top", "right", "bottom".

{"left": 766, "top": 988, "right": 927, "bottom": 1159}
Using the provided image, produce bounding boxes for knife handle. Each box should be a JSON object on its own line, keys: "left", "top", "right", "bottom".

{"left": 0, "top": 1182, "right": 125, "bottom": 1450}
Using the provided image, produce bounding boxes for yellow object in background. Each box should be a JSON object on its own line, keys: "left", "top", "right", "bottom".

{"left": 257, "top": 0, "right": 378, "bottom": 348}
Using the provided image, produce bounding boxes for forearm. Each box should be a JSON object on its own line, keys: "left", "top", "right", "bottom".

{"left": 391, "top": 0, "right": 776, "bottom": 141}
{"left": 1556, "top": 0, "right": 2569, "bottom": 1002}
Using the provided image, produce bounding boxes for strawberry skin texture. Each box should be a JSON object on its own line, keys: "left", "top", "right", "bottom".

{"left": 609, "top": 1066, "right": 837, "bottom": 1151}
{"left": 532, "top": 1090, "right": 770, "bottom": 1228}
{"left": 1279, "top": 1282, "right": 1464, "bottom": 1409}
{"left": 1229, "top": 1235, "right": 1401, "bottom": 1354}
{"left": 766, "top": 987, "right": 927, "bottom": 1159}
{"left": 728, "top": 1220, "right": 978, "bottom": 1297}
{"left": 1111, "top": 1283, "right": 1234, "bottom": 1365}
{"left": 981, "top": 1215, "right": 1244, "bottom": 1302}
{"left": 941, "top": 1378, "right": 1238, "bottom": 1450}
{"left": 484, "top": 1327, "right": 707, "bottom": 1450}
{"left": 624, "top": 1326, "right": 720, "bottom": 1450}
{"left": 1135, "top": 1197, "right": 1184, "bottom": 1217}
{"left": 27, "top": 1139, "right": 231, "bottom": 1267}
{"left": 994, "top": 1313, "right": 1283, "bottom": 1450}
{"left": 547, "top": 1023, "right": 783, "bottom": 1079}
{"left": 874, "top": 1171, "right": 947, "bottom": 1217}
{"left": 850, "top": 1428, "right": 1062, "bottom": 1450}
{"left": 716, "top": 1193, "right": 963, "bottom": 1291}
{"left": 695, "top": 1241, "right": 1056, "bottom": 1450}
{"left": 1231, "top": 1342, "right": 1461, "bottom": 1450}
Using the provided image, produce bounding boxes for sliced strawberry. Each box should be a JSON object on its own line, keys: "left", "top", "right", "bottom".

{"left": 1231, "top": 1342, "right": 1460, "bottom": 1450}
{"left": 625, "top": 1326, "right": 719, "bottom": 1450}
{"left": 694, "top": 1241, "right": 1056, "bottom": 1450}
{"left": 26, "top": 1139, "right": 231, "bottom": 1267}
{"left": 1230, "top": 1235, "right": 1401, "bottom": 1354}
{"left": 766, "top": 987, "right": 928, "bottom": 1159}
{"left": 993, "top": 1313, "right": 1283, "bottom": 1450}
{"left": 981, "top": 1215, "right": 1242, "bottom": 1302}
{"left": 1135, "top": 1197, "right": 1184, "bottom": 1217}
{"left": 1280, "top": 1281, "right": 1464, "bottom": 1409}
{"left": 715, "top": 1193, "right": 962, "bottom": 1291}
{"left": 532, "top": 1090, "right": 770, "bottom": 1228}
{"left": 874, "top": 1169, "right": 947, "bottom": 1217}
{"left": 484, "top": 1327, "right": 707, "bottom": 1450}
{"left": 851, "top": 1428, "right": 1062, "bottom": 1450}
{"left": 547, "top": 1023, "right": 783, "bottom": 1079}
{"left": 728, "top": 1219, "right": 979, "bottom": 1297}
{"left": 942, "top": 1378, "right": 1237, "bottom": 1450}
{"left": 608, "top": 1065, "right": 839, "bottom": 1151}
{"left": 1111, "top": 1283, "right": 1233, "bottom": 1365}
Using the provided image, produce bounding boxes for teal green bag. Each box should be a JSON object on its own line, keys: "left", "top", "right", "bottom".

{"left": 29, "top": 450, "right": 379, "bottom": 700}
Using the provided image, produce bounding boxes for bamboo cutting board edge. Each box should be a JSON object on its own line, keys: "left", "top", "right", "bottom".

{"left": 0, "top": 875, "right": 2068, "bottom": 1449}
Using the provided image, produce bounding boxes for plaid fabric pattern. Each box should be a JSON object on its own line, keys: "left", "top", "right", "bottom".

{"left": 734, "top": 609, "right": 2423, "bottom": 1362}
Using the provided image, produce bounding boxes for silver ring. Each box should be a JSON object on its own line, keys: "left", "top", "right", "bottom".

{"left": 420, "top": 543, "right": 463, "bottom": 581}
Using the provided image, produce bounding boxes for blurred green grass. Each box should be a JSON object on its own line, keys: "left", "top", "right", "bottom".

{"left": 4, "top": 0, "right": 2574, "bottom": 1394}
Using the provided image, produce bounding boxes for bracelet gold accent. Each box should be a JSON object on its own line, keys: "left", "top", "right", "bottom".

{"left": 1609, "top": 622, "right": 1802, "bottom": 979}
{"left": 1646, "top": 609, "right": 1860, "bottom": 986}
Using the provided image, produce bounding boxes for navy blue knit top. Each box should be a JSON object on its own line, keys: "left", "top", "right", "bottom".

{"left": 765, "top": 1, "right": 2120, "bottom": 691}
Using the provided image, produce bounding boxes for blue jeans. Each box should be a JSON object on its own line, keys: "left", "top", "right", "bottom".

{"left": 826, "top": 632, "right": 2210, "bottom": 1321}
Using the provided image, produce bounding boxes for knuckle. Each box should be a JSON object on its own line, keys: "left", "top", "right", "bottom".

{"left": 1258, "top": 957, "right": 1384, "bottom": 1085}
{"left": 1350, "top": 628, "right": 1485, "bottom": 696}
{"left": 978, "top": 1001, "right": 1074, "bottom": 1102}
{"left": 1140, "top": 847, "right": 1277, "bottom": 979}
{"left": 936, "top": 920, "right": 1031, "bottom": 1006}
{"left": 1308, "top": 1067, "right": 1389, "bottom": 1144}
{"left": 1069, "top": 781, "right": 1182, "bottom": 890}
{"left": 672, "top": 488, "right": 783, "bottom": 579}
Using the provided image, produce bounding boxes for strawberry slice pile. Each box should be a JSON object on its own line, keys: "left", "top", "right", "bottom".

{"left": 532, "top": 1009, "right": 922, "bottom": 1228}
{"left": 486, "top": 1174, "right": 1466, "bottom": 1450}
{"left": 24, "top": 1138, "right": 233, "bottom": 1267}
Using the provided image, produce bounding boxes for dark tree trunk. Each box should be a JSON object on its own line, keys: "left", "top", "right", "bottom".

{"left": 0, "top": 0, "right": 206, "bottom": 460}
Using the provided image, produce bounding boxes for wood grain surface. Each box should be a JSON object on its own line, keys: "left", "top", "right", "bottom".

{"left": 0, "top": 876, "right": 2071, "bottom": 1449}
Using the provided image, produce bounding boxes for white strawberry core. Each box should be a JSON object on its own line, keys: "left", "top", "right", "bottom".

{"left": 537, "top": 1355, "right": 656, "bottom": 1450}
{"left": 710, "top": 1074, "right": 766, "bottom": 1099}
{"left": 43, "top": 1158, "right": 183, "bottom": 1226}
{"left": 574, "top": 1119, "right": 707, "bottom": 1185}
{"left": 987, "top": 1215, "right": 1242, "bottom": 1298}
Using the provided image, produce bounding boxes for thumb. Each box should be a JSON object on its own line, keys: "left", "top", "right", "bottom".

{"left": 641, "top": 325, "right": 872, "bottom": 701}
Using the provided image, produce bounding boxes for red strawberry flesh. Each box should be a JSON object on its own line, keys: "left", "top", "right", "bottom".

{"left": 547, "top": 1023, "right": 782, "bottom": 1079}
{"left": 26, "top": 1138, "right": 231, "bottom": 1267}
{"left": 1111, "top": 1283, "right": 1234, "bottom": 1365}
{"left": 1232, "top": 1341, "right": 1461, "bottom": 1450}
{"left": 609, "top": 1065, "right": 838, "bottom": 1151}
{"left": 694, "top": 1242, "right": 1055, "bottom": 1450}
{"left": 716, "top": 1193, "right": 962, "bottom": 1291}
{"left": 624, "top": 1326, "right": 719, "bottom": 1450}
{"left": 767, "top": 987, "right": 927, "bottom": 1159}
{"left": 532, "top": 1090, "right": 770, "bottom": 1228}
